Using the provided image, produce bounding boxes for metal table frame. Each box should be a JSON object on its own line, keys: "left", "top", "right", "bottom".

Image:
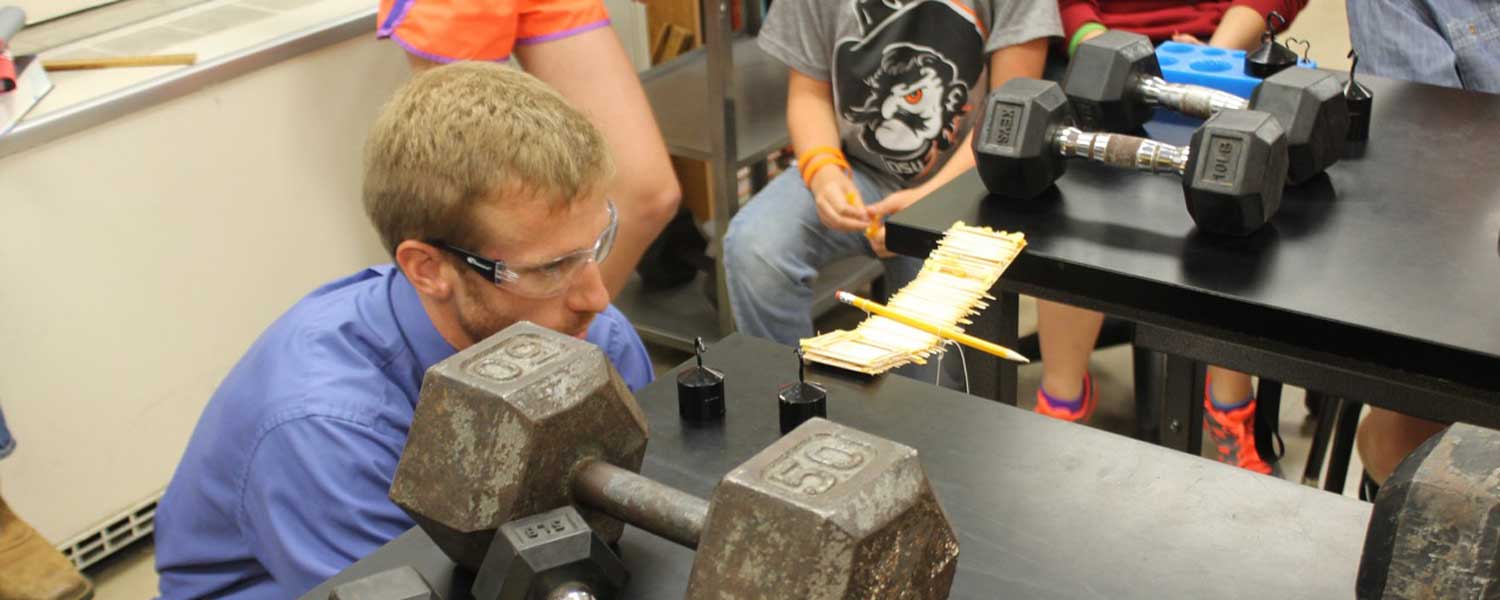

{"left": 885, "top": 73, "right": 1500, "bottom": 457}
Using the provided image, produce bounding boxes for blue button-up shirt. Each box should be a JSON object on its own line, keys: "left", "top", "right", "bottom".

{"left": 1348, "top": 0, "right": 1500, "bottom": 94}
{"left": 154, "top": 265, "right": 653, "bottom": 599}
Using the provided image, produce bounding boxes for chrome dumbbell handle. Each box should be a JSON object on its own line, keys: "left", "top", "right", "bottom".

{"left": 1054, "top": 126, "right": 1190, "bottom": 175}
{"left": 546, "top": 584, "right": 598, "bottom": 600}
{"left": 1135, "top": 75, "right": 1249, "bottom": 119}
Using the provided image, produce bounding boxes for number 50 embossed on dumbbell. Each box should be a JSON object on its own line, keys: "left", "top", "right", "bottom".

{"left": 763, "top": 433, "right": 869, "bottom": 496}
{"left": 390, "top": 322, "right": 960, "bottom": 599}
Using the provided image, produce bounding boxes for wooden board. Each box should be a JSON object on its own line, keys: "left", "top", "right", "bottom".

{"left": 646, "top": 0, "right": 700, "bottom": 65}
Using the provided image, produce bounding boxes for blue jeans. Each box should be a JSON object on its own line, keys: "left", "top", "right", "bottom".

{"left": 1348, "top": 0, "right": 1500, "bottom": 93}
{"left": 0, "top": 403, "right": 13, "bottom": 460}
{"left": 725, "top": 166, "right": 964, "bottom": 388}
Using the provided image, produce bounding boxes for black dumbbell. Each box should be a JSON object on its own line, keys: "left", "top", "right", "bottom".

{"left": 329, "top": 566, "right": 440, "bottom": 600}
{"left": 472, "top": 506, "right": 627, "bottom": 600}
{"left": 1064, "top": 30, "right": 1347, "bottom": 184}
{"left": 973, "top": 78, "right": 1288, "bottom": 236}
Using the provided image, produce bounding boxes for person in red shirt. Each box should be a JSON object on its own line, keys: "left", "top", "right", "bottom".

{"left": 1034, "top": 0, "right": 1305, "bottom": 478}
{"left": 1060, "top": 0, "right": 1306, "bottom": 56}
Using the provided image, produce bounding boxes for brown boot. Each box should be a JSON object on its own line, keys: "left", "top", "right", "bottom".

{"left": 0, "top": 496, "right": 93, "bottom": 600}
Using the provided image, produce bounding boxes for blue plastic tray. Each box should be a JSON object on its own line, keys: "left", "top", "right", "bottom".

{"left": 1152, "top": 41, "right": 1316, "bottom": 126}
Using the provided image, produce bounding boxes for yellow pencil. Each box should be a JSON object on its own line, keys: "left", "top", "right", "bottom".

{"left": 42, "top": 53, "right": 198, "bottom": 71}
{"left": 836, "top": 290, "right": 1030, "bottom": 364}
{"left": 846, "top": 192, "right": 881, "bottom": 238}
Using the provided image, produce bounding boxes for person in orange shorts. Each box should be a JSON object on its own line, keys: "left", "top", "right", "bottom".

{"left": 378, "top": 0, "right": 680, "bottom": 297}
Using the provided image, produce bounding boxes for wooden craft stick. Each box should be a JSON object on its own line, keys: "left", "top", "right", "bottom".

{"left": 42, "top": 53, "right": 198, "bottom": 71}
{"left": 801, "top": 223, "right": 1026, "bottom": 376}
{"left": 846, "top": 192, "right": 881, "bottom": 238}
{"left": 836, "top": 291, "right": 1030, "bottom": 364}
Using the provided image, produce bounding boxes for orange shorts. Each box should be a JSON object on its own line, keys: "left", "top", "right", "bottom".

{"left": 377, "top": 0, "right": 610, "bottom": 63}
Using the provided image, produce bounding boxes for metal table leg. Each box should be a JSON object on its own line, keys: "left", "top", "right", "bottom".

{"left": 1133, "top": 346, "right": 1163, "bottom": 443}
{"left": 1301, "top": 392, "right": 1336, "bottom": 486}
{"left": 1254, "top": 379, "right": 1284, "bottom": 466}
{"left": 1324, "top": 398, "right": 1364, "bottom": 495}
{"left": 995, "top": 290, "right": 1019, "bottom": 406}
{"left": 1160, "top": 355, "right": 1205, "bottom": 454}
{"left": 704, "top": 0, "right": 738, "bottom": 336}
{"left": 967, "top": 288, "right": 1017, "bottom": 405}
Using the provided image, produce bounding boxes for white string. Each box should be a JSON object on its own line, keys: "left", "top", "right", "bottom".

{"left": 855, "top": 305, "right": 969, "bottom": 394}
{"left": 934, "top": 339, "right": 970, "bottom": 395}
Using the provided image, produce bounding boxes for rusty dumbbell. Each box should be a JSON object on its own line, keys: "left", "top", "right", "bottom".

{"left": 1358, "top": 423, "right": 1500, "bottom": 599}
{"left": 389, "top": 322, "right": 960, "bottom": 598}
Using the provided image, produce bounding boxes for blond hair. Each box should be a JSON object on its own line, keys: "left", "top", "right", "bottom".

{"left": 363, "top": 62, "right": 614, "bottom": 254}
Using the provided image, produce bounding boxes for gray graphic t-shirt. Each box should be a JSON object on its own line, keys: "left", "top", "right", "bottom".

{"left": 760, "top": 0, "right": 1061, "bottom": 192}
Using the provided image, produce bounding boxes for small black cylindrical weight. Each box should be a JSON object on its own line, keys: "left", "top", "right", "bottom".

{"left": 1345, "top": 50, "right": 1373, "bottom": 143}
{"left": 1346, "top": 94, "right": 1372, "bottom": 142}
{"left": 677, "top": 366, "right": 725, "bottom": 424}
{"left": 778, "top": 382, "right": 827, "bottom": 435}
{"left": 1246, "top": 48, "right": 1296, "bottom": 79}
{"left": 1245, "top": 12, "right": 1296, "bottom": 79}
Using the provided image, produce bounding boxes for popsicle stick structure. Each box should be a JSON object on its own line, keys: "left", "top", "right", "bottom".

{"left": 800, "top": 222, "right": 1027, "bottom": 374}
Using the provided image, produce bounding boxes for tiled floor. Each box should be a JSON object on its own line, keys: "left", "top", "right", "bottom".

{"left": 72, "top": 1, "right": 1356, "bottom": 597}
{"left": 79, "top": 539, "right": 156, "bottom": 600}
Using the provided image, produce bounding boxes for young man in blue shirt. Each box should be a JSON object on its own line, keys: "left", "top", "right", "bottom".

{"left": 153, "top": 62, "right": 654, "bottom": 599}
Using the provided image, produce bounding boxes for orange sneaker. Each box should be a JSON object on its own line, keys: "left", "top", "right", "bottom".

{"left": 1204, "top": 385, "right": 1273, "bottom": 475}
{"left": 1035, "top": 374, "right": 1097, "bottom": 423}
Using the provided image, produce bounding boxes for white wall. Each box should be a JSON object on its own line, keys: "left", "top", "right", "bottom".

{"left": 603, "top": 0, "right": 651, "bottom": 71}
{"left": 13, "top": 0, "right": 117, "bottom": 25}
{"left": 0, "top": 0, "right": 652, "bottom": 547}
{"left": 0, "top": 34, "right": 406, "bottom": 542}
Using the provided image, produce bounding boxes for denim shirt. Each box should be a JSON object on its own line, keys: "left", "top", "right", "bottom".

{"left": 1349, "top": 1, "right": 1500, "bottom": 93}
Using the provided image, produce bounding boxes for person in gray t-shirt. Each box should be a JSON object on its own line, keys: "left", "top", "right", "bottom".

{"left": 723, "top": 0, "right": 1060, "bottom": 369}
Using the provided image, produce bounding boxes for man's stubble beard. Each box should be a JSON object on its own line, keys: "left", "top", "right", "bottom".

{"left": 453, "top": 277, "right": 592, "bottom": 343}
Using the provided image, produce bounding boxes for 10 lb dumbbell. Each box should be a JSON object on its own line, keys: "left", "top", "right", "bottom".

{"left": 974, "top": 77, "right": 1288, "bottom": 236}
{"left": 472, "top": 506, "right": 627, "bottom": 600}
{"left": 1065, "top": 30, "right": 1347, "bottom": 184}
{"left": 389, "top": 322, "right": 960, "bottom": 599}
